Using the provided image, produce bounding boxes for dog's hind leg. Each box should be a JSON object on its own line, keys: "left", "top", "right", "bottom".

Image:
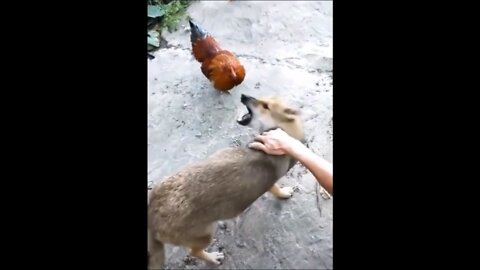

{"left": 188, "top": 234, "right": 225, "bottom": 265}
{"left": 148, "top": 230, "right": 165, "bottom": 270}
{"left": 269, "top": 183, "right": 294, "bottom": 199}
{"left": 148, "top": 239, "right": 165, "bottom": 269}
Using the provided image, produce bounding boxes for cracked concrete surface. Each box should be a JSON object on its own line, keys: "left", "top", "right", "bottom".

{"left": 148, "top": 1, "right": 332, "bottom": 269}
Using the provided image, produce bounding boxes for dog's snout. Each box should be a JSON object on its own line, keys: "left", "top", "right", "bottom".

{"left": 240, "top": 94, "right": 256, "bottom": 105}
{"left": 240, "top": 94, "right": 249, "bottom": 104}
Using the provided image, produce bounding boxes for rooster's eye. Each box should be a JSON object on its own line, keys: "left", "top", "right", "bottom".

{"left": 262, "top": 103, "right": 269, "bottom": 110}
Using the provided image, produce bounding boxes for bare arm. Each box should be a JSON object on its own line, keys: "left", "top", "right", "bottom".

{"left": 289, "top": 143, "right": 333, "bottom": 195}
{"left": 249, "top": 129, "right": 333, "bottom": 195}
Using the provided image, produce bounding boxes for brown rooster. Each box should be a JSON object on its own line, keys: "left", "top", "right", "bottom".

{"left": 189, "top": 19, "right": 246, "bottom": 92}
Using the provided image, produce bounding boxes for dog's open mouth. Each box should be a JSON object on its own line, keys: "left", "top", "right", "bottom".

{"left": 237, "top": 105, "right": 252, "bottom": 126}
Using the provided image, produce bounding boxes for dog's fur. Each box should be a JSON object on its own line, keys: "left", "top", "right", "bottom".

{"left": 148, "top": 94, "right": 305, "bottom": 269}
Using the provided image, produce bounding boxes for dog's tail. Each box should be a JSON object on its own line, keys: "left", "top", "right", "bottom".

{"left": 148, "top": 231, "right": 165, "bottom": 269}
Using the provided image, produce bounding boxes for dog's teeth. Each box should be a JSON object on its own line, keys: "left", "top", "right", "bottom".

{"left": 236, "top": 107, "right": 249, "bottom": 121}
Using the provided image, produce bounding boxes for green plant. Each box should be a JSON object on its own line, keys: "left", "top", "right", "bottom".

{"left": 147, "top": 0, "right": 192, "bottom": 53}
{"left": 147, "top": 5, "right": 165, "bottom": 48}
{"left": 159, "top": 0, "right": 191, "bottom": 33}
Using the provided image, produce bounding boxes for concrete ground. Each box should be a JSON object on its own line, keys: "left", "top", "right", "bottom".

{"left": 148, "top": 1, "right": 332, "bottom": 269}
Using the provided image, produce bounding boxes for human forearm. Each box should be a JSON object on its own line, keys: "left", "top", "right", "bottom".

{"left": 289, "top": 144, "right": 333, "bottom": 195}
{"left": 248, "top": 128, "right": 333, "bottom": 195}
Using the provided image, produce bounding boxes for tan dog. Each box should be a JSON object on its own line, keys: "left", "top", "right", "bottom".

{"left": 148, "top": 94, "right": 305, "bottom": 269}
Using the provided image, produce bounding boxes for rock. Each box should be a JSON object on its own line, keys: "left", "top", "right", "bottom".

{"left": 218, "top": 221, "right": 227, "bottom": 230}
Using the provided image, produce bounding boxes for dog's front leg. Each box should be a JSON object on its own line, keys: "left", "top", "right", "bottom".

{"left": 190, "top": 247, "right": 225, "bottom": 265}
{"left": 188, "top": 234, "right": 225, "bottom": 265}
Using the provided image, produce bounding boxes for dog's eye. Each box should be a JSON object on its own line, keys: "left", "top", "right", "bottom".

{"left": 262, "top": 103, "right": 269, "bottom": 110}
{"left": 284, "top": 108, "right": 296, "bottom": 115}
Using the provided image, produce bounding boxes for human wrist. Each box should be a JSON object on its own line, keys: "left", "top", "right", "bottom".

{"left": 286, "top": 139, "right": 308, "bottom": 159}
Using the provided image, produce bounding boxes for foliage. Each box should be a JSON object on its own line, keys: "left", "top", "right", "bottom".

{"left": 147, "top": 0, "right": 193, "bottom": 52}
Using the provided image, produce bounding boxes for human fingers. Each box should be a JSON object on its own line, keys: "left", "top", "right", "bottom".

{"left": 254, "top": 134, "right": 268, "bottom": 143}
{"left": 263, "top": 129, "right": 283, "bottom": 139}
{"left": 248, "top": 142, "right": 268, "bottom": 152}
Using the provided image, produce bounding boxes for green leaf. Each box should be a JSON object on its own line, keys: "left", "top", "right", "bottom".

{"left": 148, "top": 5, "right": 165, "bottom": 18}
{"left": 148, "top": 30, "right": 159, "bottom": 38}
{"left": 148, "top": 44, "right": 157, "bottom": 52}
{"left": 148, "top": 35, "right": 160, "bottom": 47}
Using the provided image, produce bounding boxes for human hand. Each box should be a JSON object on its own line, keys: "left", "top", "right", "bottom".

{"left": 248, "top": 128, "right": 302, "bottom": 156}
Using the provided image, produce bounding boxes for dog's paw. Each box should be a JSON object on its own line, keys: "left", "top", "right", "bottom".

{"left": 277, "top": 186, "right": 294, "bottom": 199}
{"left": 205, "top": 251, "right": 224, "bottom": 265}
